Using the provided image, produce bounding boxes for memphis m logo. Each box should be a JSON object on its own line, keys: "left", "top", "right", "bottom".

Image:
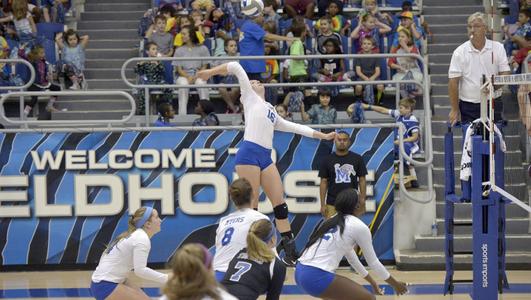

{"left": 334, "top": 163, "right": 356, "bottom": 183}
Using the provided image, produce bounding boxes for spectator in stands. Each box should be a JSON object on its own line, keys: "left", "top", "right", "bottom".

{"left": 315, "top": 1, "right": 350, "bottom": 36}
{"left": 154, "top": 102, "right": 175, "bottom": 126}
{"left": 275, "top": 103, "right": 292, "bottom": 121}
{"left": 263, "top": 0, "right": 280, "bottom": 34}
{"left": 22, "top": 45, "right": 62, "bottom": 115}
{"left": 285, "top": 0, "right": 315, "bottom": 19}
{"left": 316, "top": 15, "right": 342, "bottom": 55}
{"left": 172, "top": 25, "right": 210, "bottom": 115}
{"left": 313, "top": 38, "right": 345, "bottom": 97}
{"left": 205, "top": 7, "right": 232, "bottom": 38}
{"left": 146, "top": 15, "right": 174, "bottom": 57}
{"left": 282, "top": 89, "right": 304, "bottom": 117}
{"left": 351, "top": 36, "right": 384, "bottom": 104}
{"left": 217, "top": 38, "right": 241, "bottom": 113}
{"left": 448, "top": 12, "right": 511, "bottom": 126}
{"left": 301, "top": 89, "right": 337, "bottom": 124}
{"left": 362, "top": 98, "right": 420, "bottom": 188}
{"left": 390, "top": 11, "right": 424, "bottom": 51}
{"left": 238, "top": 3, "right": 298, "bottom": 81}
{"left": 191, "top": 9, "right": 208, "bottom": 37}
{"left": 42, "top": 0, "right": 67, "bottom": 24}
{"left": 55, "top": 29, "right": 88, "bottom": 90}
{"left": 388, "top": 28, "right": 423, "bottom": 98}
{"left": 160, "top": 4, "right": 178, "bottom": 35}
{"left": 174, "top": 15, "right": 205, "bottom": 47}
{"left": 158, "top": 0, "right": 183, "bottom": 11}
{"left": 288, "top": 22, "right": 309, "bottom": 90}
{"left": 350, "top": 12, "right": 391, "bottom": 52}
{"left": 504, "top": 9, "right": 531, "bottom": 56}
{"left": 9, "top": 0, "right": 36, "bottom": 44}
{"left": 191, "top": 0, "right": 215, "bottom": 11}
{"left": 262, "top": 21, "right": 280, "bottom": 105}
{"left": 134, "top": 42, "right": 172, "bottom": 115}
{"left": 193, "top": 99, "right": 220, "bottom": 126}
{"left": 361, "top": 0, "right": 392, "bottom": 25}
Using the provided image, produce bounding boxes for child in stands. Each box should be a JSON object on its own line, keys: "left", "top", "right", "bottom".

{"left": 313, "top": 38, "right": 344, "bottom": 97}
{"left": 350, "top": 12, "right": 390, "bottom": 52}
{"left": 154, "top": 102, "right": 175, "bottom": 127}
{"left": 388, "top": 27, "right": 423, "bottom": 98}
{"left": 315, "top": 1, "right": 350, "bottom": 36}
{"left": 352, "top": 36, "right": 384, "bottom": 104}
{"left": 316, "top": 15, "right": 342, "bottom": 55}
{"left": 56, "top": 29, "right": 89, "bottom": 90}
{"left": 301, "top": 89, "right": 337, "bottom": 124}
{"left": 146, "top": 15, "right": 174, "bottom": 57}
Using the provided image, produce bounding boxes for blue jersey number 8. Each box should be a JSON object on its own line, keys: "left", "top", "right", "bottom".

{"left": 267, "top": 109, "right": 276, "bottom": 123}
{"left": 221, "top": 227, "right": 235, "bottom": 246}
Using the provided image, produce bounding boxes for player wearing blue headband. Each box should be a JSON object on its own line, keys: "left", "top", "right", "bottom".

{"left": 90, "top": 207, "right": 168, "bottom": 300}
{"left": 221, "top": 219, "right": 286, "bottom": 299}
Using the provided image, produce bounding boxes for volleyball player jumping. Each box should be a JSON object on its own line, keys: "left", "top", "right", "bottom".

{"left": 198, "top": 62, "right": 336, "bottom": 265}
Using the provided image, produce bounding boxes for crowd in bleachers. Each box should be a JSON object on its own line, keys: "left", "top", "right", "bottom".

{"left": 138, "top": 0, "right": 429, "bottom": 124}
{"left": 0, "top": 0, "right": 84, "bottom": 116}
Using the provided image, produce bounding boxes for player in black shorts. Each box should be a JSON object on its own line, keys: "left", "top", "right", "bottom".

{"left": 221, "top": 219, "right": 286, "bottom": 300}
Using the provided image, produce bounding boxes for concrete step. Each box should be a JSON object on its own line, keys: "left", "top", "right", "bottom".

{"left": 429, "top": 24, "right": 466, "bottom": 35}
{"left": 436, "top": 202, "right": 530, "bottom": 219}
{"left": 414, "top": 234, "right": 531, "bottom": 252}
{"left": 429, "top": 63, "right": 450, "bottom": 75}
{"left": 396, "top": 249, "right": 531, "bottom": 270}
{"left": 434, "top": 183, "right": 529, "bottom": 206}
{"left": 423, "top": 0, "right": 483, "bottom": 6}
{"left": 433, "top": 167, "right": 527, "bottom": 187}
{"left": 86, "top": 59, "right": 128, "bottom": 69}
{"left": 82, "top": 29, "right": 138, "bottom": 40}
{"left": 431, "top": 83, "right": 448, "bottom": 96}
{"left": 432, "top": 134, "right": 522, "bottom": 152}
{"left": 423, "top": 5, "right": 483, "bottom": 15}
{"left": 430, "top": 33, "right": 467, "bottom": 44}
{"left": 436, "top": 217, "right": 529, "bottom": 235}
{"left": 424, "top": 14, "right": 470, "bottom": 25}
{"left": 432, "top": 105, "right": 453, "bottom": 117}
{"left": 86, "top": 48, "right": 137, "bottom": 60}
{"left": 428, "top": 43, "right": 461, "bottom": 53}
{"left": 78, "top": 21, "right": 140, "bottom": 30}
{"left": 85, "top": 79, "right": 131, "bottom": 90}
{"left": 431, "top": 95, "right": 449, "bottom": 106}
{"left": 428, "top": 53, "right": 453, "bottom": 64}
{"left": 85, "top": 3, "right": 150, "bottom": 11}
{"left": 431, "top": 74, "right": 449, "bottom": 84}
{"left": 89, "top": 39, "right": 139, "bottom": 49}
{"left": 51, "top": 110, "right": 132, "bottom": 120}
{"left": 432, "top": 150, "right": 523, "bottom": 168}
{"left": 57, "top": 99, "right": 133, "bottom": 111}
{"left": 81, "top": 11, "right": 145, "bottom": 21}
{"left": 85, "top": 68, "right": 135, "bottom": 79}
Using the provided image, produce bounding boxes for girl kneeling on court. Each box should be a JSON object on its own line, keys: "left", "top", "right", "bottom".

{"left": 90, "top": 207, "right": 168, "bottom": 300}
{"left": 295, "top": 189, "right": 408, "bottom": 299}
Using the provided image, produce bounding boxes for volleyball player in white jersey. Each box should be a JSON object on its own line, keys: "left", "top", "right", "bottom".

{"left": 213, "top": 178, "right": 269, "bottom": 281}
{"left": 198, "top": 62, "right": 336, "bottom": 265}
{"left": 90, "top": 207, "right": 168, "bottom": 300}
{"left": 295, "top": 189, "right": 408, "bottom": 299}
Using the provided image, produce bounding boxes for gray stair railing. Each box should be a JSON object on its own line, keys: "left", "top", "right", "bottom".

{"left": 121, "top": 53, "right": 434, "bottom": 205}
{"left": 0, "top": 59, "right": 36, "bottom": 125}
{"left": 0, "top": 91, "right": 136, "bottom": 127}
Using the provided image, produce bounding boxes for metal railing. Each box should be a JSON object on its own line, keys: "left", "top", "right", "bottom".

{"left": 0, "top": 59, "right": 36, "bottom": 125}
{"left": 0, "top": 91, "right": 136, "bottom": 127}
{"left": 121, "top": 53, "right": 434, "bottom": 205}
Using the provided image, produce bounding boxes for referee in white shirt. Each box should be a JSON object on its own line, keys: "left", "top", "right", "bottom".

{"left": 448, "top": 12, "right": 511, "bottom": 126}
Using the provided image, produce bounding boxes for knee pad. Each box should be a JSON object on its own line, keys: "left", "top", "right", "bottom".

{"left": 273, "top": 203, "right": 289, "bottom": 220}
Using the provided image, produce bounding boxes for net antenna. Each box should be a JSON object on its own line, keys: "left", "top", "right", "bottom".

{"left": 482, "top": 73, "right": 531, "bottom": 214}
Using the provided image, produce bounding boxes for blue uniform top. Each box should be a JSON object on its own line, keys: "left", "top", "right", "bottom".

{"left": 238, "top": 19, "right": 266, "bottom": 73}
{"left": 390, "top": 109, "right": 419, "bottom": 144}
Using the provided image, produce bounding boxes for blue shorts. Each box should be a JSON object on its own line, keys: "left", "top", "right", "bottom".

{"left": 295, "top": 263, "right": 335, "bottom": 297}
{"left": 214, "top": 271, "right": 225, "bottom": 282}
{"left": 394, "top": 142, "right": 419, "bottom": 166}
{"left": 234, "top": 140, "right": 273, "bottom": 170}
{"left": 90, "top": 280, "right": 118, "bottom": 300}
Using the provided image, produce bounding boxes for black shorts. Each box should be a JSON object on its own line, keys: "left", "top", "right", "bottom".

{"left": 459, "top": 100, "right": 503, "bottom": 125}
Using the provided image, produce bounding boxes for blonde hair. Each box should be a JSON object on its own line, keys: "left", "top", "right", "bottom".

{"left": 104, "top": 207, "right": 150, "bottom": 253}
{"left": 12, "top": 0, "right": 29, "bottom": 20}
{"left": 163, "top": 243, "right": 221, "bottom": 300}
{"left": 397, "top": 27, "right": 413, "bottom": 46}
{"left": 467, "top": 12, "right": 487, "bottom": 27}
{"left": 246, "top": 219, "right": 275, "bottom": 263}
{"left": 399, "top": 98, "right": 416, "bottom": 110}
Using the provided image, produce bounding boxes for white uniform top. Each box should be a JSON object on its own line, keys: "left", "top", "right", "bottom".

{"left": 298, "top": 215, "right": 390, "bottom": 280}
{"left": 448, "top": 39, "right": 510, "bottom": 103}
{"left": 91, "top": 229, "right": 168, "bottom": 284}
{"left": 159, "top": 287, "right": 237, "bottom": 300}
{"left": 227, "top": 62, "right": 316, "bottom": 149}
{"left": 213, "top": 208, "right": 269, "bottom": 272}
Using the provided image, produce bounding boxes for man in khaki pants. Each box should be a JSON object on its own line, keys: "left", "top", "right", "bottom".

{"left": 318, "top": 131, "right": 367, "bottom": 219}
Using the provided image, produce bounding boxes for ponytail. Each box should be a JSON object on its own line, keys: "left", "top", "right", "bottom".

{"left": 303, "top": 189, "right": 359, "bottom": 252}
{"left": 246, "top": 219, "right": 275, "bottom": 263}
{"left": 105, "top": 207, "right": 149, "bottom": 253}
{"left": 163, "top": 243, "right": 221, "bottom": 300}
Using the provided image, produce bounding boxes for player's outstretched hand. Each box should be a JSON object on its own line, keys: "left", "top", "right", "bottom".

{"left": 324, "top": 131, "right": 336, "bottom": 140}
{"left": 196, "top": 69, "right": 211, "bottom": 82}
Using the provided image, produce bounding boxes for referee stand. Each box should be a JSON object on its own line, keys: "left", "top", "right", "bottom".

{"left": 443, "top": 122, "right": 509, "bottom": 299}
